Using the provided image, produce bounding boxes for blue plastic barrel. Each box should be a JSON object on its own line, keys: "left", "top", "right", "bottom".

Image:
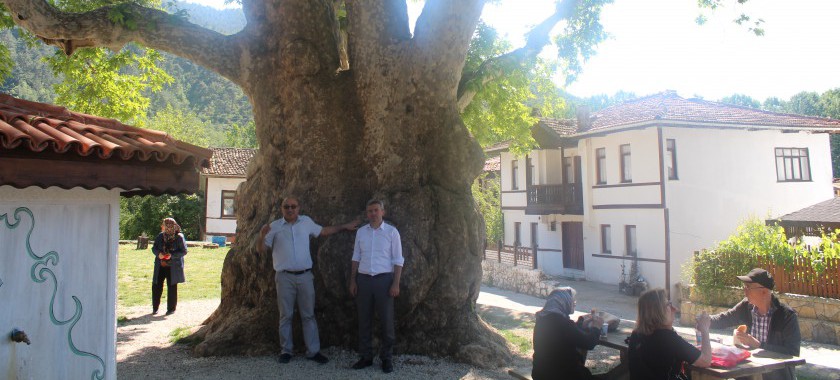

{"left": 211, "top": 236, "right": 226, "bottom": 247}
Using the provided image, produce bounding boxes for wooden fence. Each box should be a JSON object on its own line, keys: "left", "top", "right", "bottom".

{"left": 484, "top": 241, "right": 537, "bottom": 269}
{"left": 697, "top": 250, "right": 840, "bottom": 299}
{"left": 757, "top": 256, "right": 840, "bottom": 299}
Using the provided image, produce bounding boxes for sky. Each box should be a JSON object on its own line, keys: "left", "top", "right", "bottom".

{"left": 184, "top": 0, "right": 840, "bottom": 102}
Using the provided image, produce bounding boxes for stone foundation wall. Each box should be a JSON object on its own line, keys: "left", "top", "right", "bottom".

{"left": 481, "top": 260, "right": 557, "bottom": 298}
{"left": 679, "top": 285, "right": 840, "bottom": 345}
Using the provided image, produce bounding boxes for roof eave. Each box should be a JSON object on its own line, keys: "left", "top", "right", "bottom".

{"left": 572, "top": 119, "right": 840, "bottom": 138}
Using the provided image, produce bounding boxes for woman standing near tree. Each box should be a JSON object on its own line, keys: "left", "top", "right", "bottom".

{"left": 151, "top": 217, "right": 187, "bottom": 316}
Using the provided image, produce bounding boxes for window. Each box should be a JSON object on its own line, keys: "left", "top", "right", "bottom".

{"left": 625, "top": 225, "right": 637, "bottom": 256}
{"left": 527, "top": 156, "right": 535, "bottom": 186}
{"left": 601, "top": 225, "right": 611, "bottom": 254}
{"left": 596, "top": 148, "right": 607, "bottom": 184}
{"left": 564, "top": 156, "right": 575, "bottom": 184}
{"left": 550, "top": 221, "right": 557, "bottom": 231}
{"left": 775, "top": 148, "right": 811, "bottom": 182}
{"left": 512, "top": 160, "right": 519, "bottom": 190}
{"left": 531, "top": 223, "right": 539, "bottom": 248}
{"left": 620, "top": 144, "right": 632, "bottom": 183}
{"left": 221, "top": 190, "right": 236, "bottom": 218}
{"left": 666, "top": 139, "right": 678, "bottom": 180}
{"left": 514, "top": 222, "right": 521, "bottom": 246}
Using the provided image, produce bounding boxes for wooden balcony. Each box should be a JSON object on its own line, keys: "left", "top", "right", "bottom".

{"left": 525, "top": 183, "right": 583, "bottom": 215}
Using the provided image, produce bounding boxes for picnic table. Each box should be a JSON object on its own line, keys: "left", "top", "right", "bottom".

{"left": 598, "top": 326, "right": 805, "bottom": 380}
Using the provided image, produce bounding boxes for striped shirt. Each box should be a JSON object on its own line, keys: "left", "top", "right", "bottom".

{"left": 750, "top": 304, "right": 775, "bottom": 344}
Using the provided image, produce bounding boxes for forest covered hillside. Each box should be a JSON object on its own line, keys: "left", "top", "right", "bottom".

{"left": 0, "top": 1, "right": 253, "bottom": 147}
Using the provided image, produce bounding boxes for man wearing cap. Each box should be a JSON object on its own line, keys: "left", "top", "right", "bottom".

{"left": 259, "top": 196, "right": 359, "bottom": 365}
{"left": 709, "top": 268, "right": 801, "bottom": 380}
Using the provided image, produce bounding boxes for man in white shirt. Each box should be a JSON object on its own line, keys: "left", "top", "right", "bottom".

{"left": 349, "top": 199, "right": 404, "bottom": 374}
{"left": 259, "top": 196, "right": 357, "bottom": 365}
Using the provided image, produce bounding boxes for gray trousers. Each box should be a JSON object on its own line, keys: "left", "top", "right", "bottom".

{"left": 356, "top": 272, "right": 395, "bottom": 360}
{"left": 275, "top": 270, "right": 320, "bottom": 357}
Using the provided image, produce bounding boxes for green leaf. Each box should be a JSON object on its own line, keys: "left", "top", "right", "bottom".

{"left": 48, "top": 44, "right": 173, "bottom": 125}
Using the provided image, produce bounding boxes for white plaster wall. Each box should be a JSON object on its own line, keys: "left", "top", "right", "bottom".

{"left": 0, "top": 186, "right": 119, "bottom": 380}
{"left": 583, "top": 208, "right": 668, "bottom": 288}
{"left": 542, "top": 149, "right": 564, "bottom": 184}
{"left": 586, "top": 128, "right": 662, "bottom": 187}
{"left": 205, "top": 177, "right": 245, "bottom": 236}
{"left": 502, "top": 210, "right": 541, "bottom": 247}
{"left": 501, "top": 192, "right": 527, "bottom": 208}
{"left": 591, "top": 184, "right": 661, "bottom": 206}
{"left": 499, "top": 152, "right": 522, "bottom": 192}
{"left": 664, "top": 128, "right": 835, "bottom": 286}
{"left": 578, "top": 128, "right": 669, "bottom": 288}
{"left": 501, "top": 212, "right": 585, "bottom": 276}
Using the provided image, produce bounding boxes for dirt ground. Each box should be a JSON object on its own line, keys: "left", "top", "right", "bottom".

{"left": 476, "top": 304, "right": 624, "bottom": 376}
{"left": 116, "top": 299, "right": 623, "bottom": 379}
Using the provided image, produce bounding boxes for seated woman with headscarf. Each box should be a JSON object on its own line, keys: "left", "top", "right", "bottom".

{"left": 151, "top": 217, "right": 187, "bottom": 316}
{"left": 628, "top": 288, "right": 712, "bottom": 380}
{"left": 532, "top": 287, "right": 604, "bottom": 380}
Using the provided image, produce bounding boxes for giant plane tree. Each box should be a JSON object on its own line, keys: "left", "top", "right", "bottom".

{"left": 0, "top": 0, "right": 743, "bottom": 365}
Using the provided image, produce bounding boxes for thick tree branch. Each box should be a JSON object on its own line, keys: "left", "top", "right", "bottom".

{"left": 456, "top": 0, "right": 579, "bottom": 112}
{"left": 3, "top": 0, "right": 243, "bottom": 85}
{"left": 412, "top": 0, "right": 484, "bottom": 89}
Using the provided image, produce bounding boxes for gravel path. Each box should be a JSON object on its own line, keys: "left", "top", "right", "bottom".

{"left": 116, "top": 299, "right": 521, "bottom": 379}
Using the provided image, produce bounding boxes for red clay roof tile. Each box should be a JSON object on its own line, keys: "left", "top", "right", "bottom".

{"left": 540, "top": 91, "right": 840, "bottom": 138}
{"left": 201, "top": 147, "right": 257, "bottom": 176}
{"left": 483, "top": 155, "right": 500, "bottom": 172}
{"left": 0, "top": 93, "right": 211, "bottom": 168}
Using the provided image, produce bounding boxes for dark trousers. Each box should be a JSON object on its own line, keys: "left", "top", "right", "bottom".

{"left": 356, "top": 273, "right": 395, "bottom": 360}
{"left": 152, "top": 266, "right": 178, "bottom": 313}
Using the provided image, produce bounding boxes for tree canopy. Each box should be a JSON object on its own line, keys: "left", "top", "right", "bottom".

{"left": 0, "top": 0, "right": 614, "bottom": 152}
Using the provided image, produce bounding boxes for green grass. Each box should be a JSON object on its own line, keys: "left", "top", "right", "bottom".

{"left": 499, "top": 330, "right": 532, "bottom": 353}
{"left": 169, "top": 326, "right": 202, "bottom": 345}
{"left": 478, "top": 306, "right": 535, "bottom": 354}
{"left": 118, "top": 245, "right": 228, "bottom": 308}
{"left": 520, "top": 320, "right": 535, "bottom": 329}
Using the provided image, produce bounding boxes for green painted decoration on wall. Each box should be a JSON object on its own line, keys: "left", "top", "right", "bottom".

{"left": 1, "top": 206, "right": 106, "bottom": 380}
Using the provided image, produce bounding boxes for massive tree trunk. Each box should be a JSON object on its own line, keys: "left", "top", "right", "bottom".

{"left": 191, "top": 0, "right": 510, "bottom": 365}
{"left": 3, "top": 0, "right": 581, "bottom": 366}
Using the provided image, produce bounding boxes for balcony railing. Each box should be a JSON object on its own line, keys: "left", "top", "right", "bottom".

{"left": 525, "top": 183, "right": 583, "bottom": 215}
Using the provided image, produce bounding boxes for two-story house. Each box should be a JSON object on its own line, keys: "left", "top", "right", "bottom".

{"left": 498, "top": 92, "right": 840, "bottom": 294}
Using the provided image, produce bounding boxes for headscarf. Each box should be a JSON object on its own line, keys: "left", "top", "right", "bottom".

{"left": 162, "top": 218, "right": 181, "bottom": 242}
{"left": 537, "top": 287, "right": 576, "bottom": 318}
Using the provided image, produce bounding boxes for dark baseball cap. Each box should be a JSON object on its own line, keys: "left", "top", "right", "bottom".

{"left": 737, "top": 268, "right": 775, "bottom": 290}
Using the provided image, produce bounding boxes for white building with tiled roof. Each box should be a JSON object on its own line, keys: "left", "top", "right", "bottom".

{"left": 0, "top": 93, "right": 210, "bottom": 379}
{"left": 199, "top": 147, "right": 257, "bottom": 243}
{"left": 498, "top": 91, "right": 840, "bottom": 294}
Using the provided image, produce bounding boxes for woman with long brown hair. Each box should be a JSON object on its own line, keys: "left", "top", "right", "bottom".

{"left": 628, "top": 288, "right": 712, "bottom": 379}
{"left": 151, "top": 217, "right": 187, "bottom": 315}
